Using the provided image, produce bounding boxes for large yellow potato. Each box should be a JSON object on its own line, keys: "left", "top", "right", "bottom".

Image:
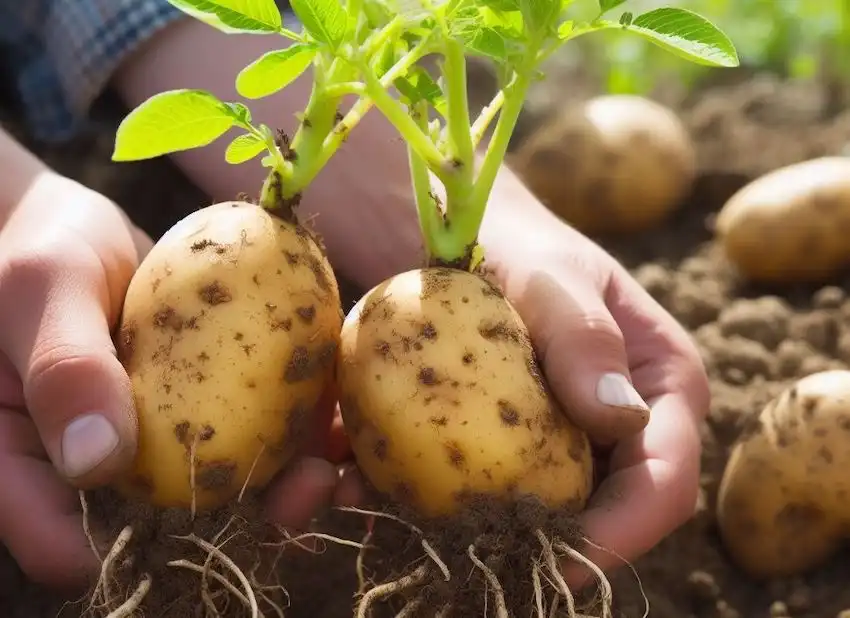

{"left": 114, "top": 201, "right": 342, "bottom": 511}
{"left": 509, "top": 94, "right": 696, "bottom": 235}
{"left": 337, "top": 268, "right": 594, "bottom": 518}
{"left": 715, "top": 157, "right": 850, "bottom": 283}
{"left": 716, "top": 370, "right": 850, "bottom": 579}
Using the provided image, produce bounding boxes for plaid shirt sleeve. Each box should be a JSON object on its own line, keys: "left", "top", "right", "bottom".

{"left": 0, "top": 1, "right": 190, "bottom": 143}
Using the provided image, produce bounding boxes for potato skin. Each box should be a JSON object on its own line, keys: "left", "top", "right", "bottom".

{"left": 337, "top": 268, "right": 594, "bottom": 519}
{"left": 716, "top": 370, "right": 850, "bottom": 579}
{"left": 510, "top": 95, "right": 695, "bottom": 235}
{"left": 715, "top": 157, "right": 850, "bottom": 283}
{"left": 114, "top": 202, "right": 342, "bottom": 511}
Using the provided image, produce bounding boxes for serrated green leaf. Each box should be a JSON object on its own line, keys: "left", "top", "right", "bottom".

{"left": 166, "top": 0, "right": 282, "bottom": 34}
{"left": 518, "top": 0, "right": 561, "bottom": 35}
{"left": 225, "top": 133, "right": 267, "bottom": 163}
{"left": 113, "top": 90, "right": 236, "bottom": 161}
{"left": 236, "top": 43, "right": 318, "bottom": 98}
{"left": 624, "top": 8, "right": 739, "bottom": 67}
{"left": 394, "top": 67, "right": 446, "bottom": 117}
{"left": 599, "top": 0, "right": 626, "bottom": 14}
{"left": 289, "top": 0, "right": 348, "bottom": 48}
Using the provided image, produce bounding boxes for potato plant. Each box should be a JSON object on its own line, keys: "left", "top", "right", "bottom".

{"left": 92, "top": 0, "right": 738, "bottom": 616}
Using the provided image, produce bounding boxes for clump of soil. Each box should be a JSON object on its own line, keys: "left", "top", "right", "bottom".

{"left": 61, "top": 488, "right": 303, "bottom": 618}
{"left": 330, "top": 493, "right": 606, "bottom": 618}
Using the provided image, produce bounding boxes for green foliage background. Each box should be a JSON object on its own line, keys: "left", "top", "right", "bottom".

{"left": 564, "top": 0, "right": 850, "bottom": 94}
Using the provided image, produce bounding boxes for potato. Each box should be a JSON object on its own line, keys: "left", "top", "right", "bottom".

{"left": 114, "top": 201, "right": 342, "bottom": 511}
{"left": 509, "top": 94, "right": 696, "bottom": 235}
{"left": 715, "top": 156, "right": 850, "bottom": 283}
{"left": 337, "top": 267, "right": 593, "bottom": 518}
{"left": 716, "top": 370, "right": 850, "bottom": 579}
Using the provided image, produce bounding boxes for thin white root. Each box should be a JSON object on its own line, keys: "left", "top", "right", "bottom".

{"left": 580, "top": 536, "right": 648, "bottom": 618}
{"left": 467, "top": 545, "right": 509, "bottom": 618}
{"left": 174, "top": 533, "right": 262, "bottom": 618}
{"left": 355, "top": 563, "right": 428, "bottom": 618}
{"left": 239, "top": 442, "right": 267, "bottom": 503}
{"left": 554, "top": 541, "right": 613, "bottom": 618}
{"left": 188, "top": 433, "right": 201, "bottom": 521}
{"left": 104, "top": 573, "right": 151, "bottom": 618}
{"left": 532, "top": 563, "right": 545, "bottom": 618}
{"left": 94, "top": 525, "right": 134, "bottom": 607}
{"left": 167, "top": 559, "right": 251, "bottom": 607}
{"left": 79, "top": 491, "right": 101, "bottom": 562}
{"left": 536, "top": 530, "right": 577, "bottom": 618}
{"left": 356, "top": 527, "right": 374, "bottom": 596}
{"left": 335, "top": 506, "right": 450, "bottom": 581}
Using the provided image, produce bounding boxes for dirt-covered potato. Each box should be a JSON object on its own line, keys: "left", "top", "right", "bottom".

{"left": 509, "top": 94, "right": 696, "bottom": 235}
{"left": 716, "top": 369, "right": 850, "bottom": 579}
{"left": 114, "top": 201, "right": 342, "bottom": 511}
{"left": 337, "top": 267, "right": 594, "bottom": 518}
{"left": 715, "top": 156, "right": 850, "bottom": 283}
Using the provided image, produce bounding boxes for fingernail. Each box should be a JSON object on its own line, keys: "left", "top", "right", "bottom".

{"left": 61, "top": 413, "right": 120, "bottom": 478}
{"left": 596, "top": 373, "right": 649, "bottom": 412}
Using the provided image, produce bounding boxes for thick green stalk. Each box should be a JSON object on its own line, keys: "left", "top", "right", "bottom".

{"left": 407, "top": 100, "right": 446, "bottom": 262}
{"left": 427, "top": 68, "right": 532, "bottom": 266}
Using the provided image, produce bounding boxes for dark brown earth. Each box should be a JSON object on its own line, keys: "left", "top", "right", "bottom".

{"left": 3, "top": 64, "right": 850, "bottom": 617}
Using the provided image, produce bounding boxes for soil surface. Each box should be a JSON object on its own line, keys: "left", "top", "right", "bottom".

{"left": 3, "top": 65, "right": 850, "bottom": 618}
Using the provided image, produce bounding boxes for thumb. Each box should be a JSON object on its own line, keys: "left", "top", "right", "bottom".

{"left": 0, "top": 241, "right": 137, "bottom": 488}
{"left": 522, "top": 271, "right": 650, "bottom": 444}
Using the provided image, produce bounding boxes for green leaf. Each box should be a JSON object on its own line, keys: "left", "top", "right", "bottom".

{"left": 166, "top": 0, "right": 283, "bottom": 34}
{"left": 518, "top": 0, "right": 561, "bottom": 35}
{"left": 289, "top": 0, "right": 348, "bottom": 48}
{"left": 236, "top": 44, "right": 318, "bottom": 98}
{"left": 394, "top": 67, "right": 446, "bottom": 117}
{"left": 598, "top": 0, "right": 626, "bottom": 15}
{"left": 624, "top": 8, "right": 739, "bottom": 67}
{"left": 225, "top": 133, "right": 267, "bottom": 163}
{"left": 113, "top": 89, "right": 236, "bottom": 161}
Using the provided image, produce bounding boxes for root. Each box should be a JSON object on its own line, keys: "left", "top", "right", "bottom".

{"left": 336, "top": 506, "right": 450, "bottom": 581}
{"left": 554, "top": 541, "right": 613, "bottom": 618}
{"left": 80, "top": 491, "right": 101, "bottom": 562}
{"left": 580, "top": 536, "right": 648, "bottom": 618}
{"left": 172, "top": 532, "right": 263, "bottom": 618}
{"left": 536, "top": 530, "right": 577, "bottom": 618}
{"left": 467, "top": 544, "right": 509, "bottom": 618}
{"left": 104, "top": 574, "right": 152, "bottom": 618}
{"left": 355, "top": 564, "right": 428, "bottom": 618}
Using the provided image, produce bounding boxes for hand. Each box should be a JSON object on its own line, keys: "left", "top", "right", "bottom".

{"left": 487, "top": 217, "right": 709, "bottom": 587}
{"left": 0, "top": 170, "right": 341, "bottom": 591}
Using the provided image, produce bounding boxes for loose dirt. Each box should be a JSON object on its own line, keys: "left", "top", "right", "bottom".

{"left": 3, "top": 65, "right": 850, "bottom": 617}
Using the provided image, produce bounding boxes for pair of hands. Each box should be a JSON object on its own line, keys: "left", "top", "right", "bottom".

{"left": 0, "top": 167, "right": 709, "bottom": 592}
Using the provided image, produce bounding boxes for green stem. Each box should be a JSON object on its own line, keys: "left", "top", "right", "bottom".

{"left": 441, "top": 38, "right": 474, "bottom": 170}
{"left": 407, "top": 101, "right": 444, "bottom": 262}
{"left": 469, "top": 90, "right": 505, "bottom": 151}
{"left": 360, "top": 39, "right": 447, "bottom": 175}
{"left": 468, "top": 69, "right": 532, "bottom": 223}
{"left": 291, "top": 35, "right": 437, "bottom": 190}
{"left": 425, "top": 67, "right": 532, "bottom": 266}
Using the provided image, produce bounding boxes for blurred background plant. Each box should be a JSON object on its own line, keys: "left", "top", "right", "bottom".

{"left": 554, "top": 0, "right": 850, "bottom": 97}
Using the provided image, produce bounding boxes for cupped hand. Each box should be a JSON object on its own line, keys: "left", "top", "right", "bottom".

{"left": 0, "top": 171, "right": 341, "bottom": 591}
{"left": 487, "top": 216, "right": 710, "bottom": 588}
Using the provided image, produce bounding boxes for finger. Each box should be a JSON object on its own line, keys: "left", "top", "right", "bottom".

{"left": 522, "top": 271, "right": 650, "bottom": 444}
{"left": 324, "top": 407, "right": 353, "bottom": 465}
{"left": 333, "top": 463, "right": 367, "bottom": 507}
{"left": 561, "top": 393, "right": 701, "bottom": 589}
{"left": 0, "top": 411, "right": 97, "bottom": 589}
{"left": 263, "top": 456, "right": 338, "bottom": 530}
{"left": 0, "top": 241, "right": 137, "bottom": 488}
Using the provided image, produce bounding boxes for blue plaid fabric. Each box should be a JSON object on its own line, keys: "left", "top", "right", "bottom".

{"left": 0, "top": 1, "right": 189, "bottom": 143}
